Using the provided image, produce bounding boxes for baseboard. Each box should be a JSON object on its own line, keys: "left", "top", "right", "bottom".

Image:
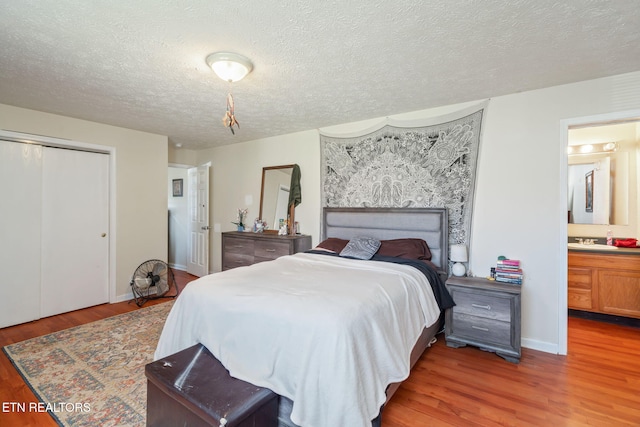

{"left": 521, "top": 338, "right": 560, "bottom": 355}
{"left": 115, "top": 287, "right": 160, "bottom": 303}
{"left": 115, "top": 291, "right": 134, "bottom": 303}
{"left": 169, "top": 263, "right": 187, "bottom": 271}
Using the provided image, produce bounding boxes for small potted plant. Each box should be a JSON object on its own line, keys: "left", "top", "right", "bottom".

{"left": 232, "top": 208, "right": 248, "bottom": 231}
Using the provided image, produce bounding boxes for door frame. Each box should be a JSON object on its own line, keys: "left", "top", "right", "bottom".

{"left": 558, "top": 107, "right": 640, "bottom": 355}
{"left": 0, "top": 130, "right": 117, "bottom": 303}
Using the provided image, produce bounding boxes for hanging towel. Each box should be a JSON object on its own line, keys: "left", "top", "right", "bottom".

{"left": 288, "top": 164, "right": 301, "bottom": 208}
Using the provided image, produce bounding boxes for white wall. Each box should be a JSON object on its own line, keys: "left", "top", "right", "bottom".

{"left": 169, "top": 144, "right": 198, "bottom": 166}
{"left": 193, "top": 70, "right": 640, "bottom": 354}
{"left": 0, "top": 104, "right": 169, "bottom": 300}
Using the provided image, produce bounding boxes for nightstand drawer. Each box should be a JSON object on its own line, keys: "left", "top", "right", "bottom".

{"left": 254, "top": 240, "right": 290, "bottom": 260}
{"left": 224, "top": 238, "right": 255, "bottom": 254}
{"left": 450, "top": 313, "right": 511, "bottom": 347}
{"left": 450, "top": 289, "right": 511, "bottom": 322}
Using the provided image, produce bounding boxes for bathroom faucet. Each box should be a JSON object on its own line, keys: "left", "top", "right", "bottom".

{"left": 574, "top": 238, "right": 595, "bottom": 245}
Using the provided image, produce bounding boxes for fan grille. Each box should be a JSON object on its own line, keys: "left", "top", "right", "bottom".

{"left": 130, "top": 259, "right": 179, "bottom": 306}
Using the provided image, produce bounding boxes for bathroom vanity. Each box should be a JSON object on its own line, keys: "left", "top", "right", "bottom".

{"left": 568, "top": 246, "right": 640, "bottom": 319}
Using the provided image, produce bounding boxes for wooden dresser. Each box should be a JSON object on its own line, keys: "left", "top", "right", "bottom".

{"left": 445, "top": 276, "right": 522, "bottom": 363}
{"left": 568, "top": 250, "right": 640, "bottom": 319}
{"left": 222, "top": 232, "right": 312, "bottom": 271}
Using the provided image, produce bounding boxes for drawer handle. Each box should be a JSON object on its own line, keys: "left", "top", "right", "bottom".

{"left": 230, "top": 245, "right": 244, "bottom": 248}
{"left": 472, "top": 325, "right": 489, "bottom": 332}
{"left": 265, "top": 248, "right": 276, "bottom": 252}
{"left": 472, "top": 303, "right": 491, "bottom": 311}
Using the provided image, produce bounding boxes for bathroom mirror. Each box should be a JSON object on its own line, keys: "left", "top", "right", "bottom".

{"left": 567, "top": 154, "right": 628, "bottom": 225}
{"left": 259, "top": 165, "right": 295, "bottom": 233}
{"left": 567, "top": 122, "right": 637, "bottom": 225}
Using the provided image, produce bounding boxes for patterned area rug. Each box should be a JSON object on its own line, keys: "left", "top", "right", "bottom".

{"left": 3, "top": 301, "right": 173, "bottom": 427}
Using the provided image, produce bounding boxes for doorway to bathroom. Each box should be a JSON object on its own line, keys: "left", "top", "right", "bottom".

{"left": 563, "top": 111, "right": 640, "bottom": 348}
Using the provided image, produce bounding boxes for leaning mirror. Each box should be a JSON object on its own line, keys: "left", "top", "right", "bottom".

{"left": 259, "top": 165, "right": 295, "bottom": 233}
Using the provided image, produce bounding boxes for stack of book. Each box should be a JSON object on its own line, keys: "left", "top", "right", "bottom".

{"left": 495, "top": 259, "right": 523, "bottom": 285}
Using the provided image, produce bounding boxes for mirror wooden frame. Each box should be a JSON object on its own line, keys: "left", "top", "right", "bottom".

{"left": 259, "top": 164, "right": 296, "bottom": 234}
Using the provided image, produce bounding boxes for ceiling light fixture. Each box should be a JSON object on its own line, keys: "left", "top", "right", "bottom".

{"left": 206, "top": 52, "right": 253, "bottom": 135}
{"left": 206, "top": 52, "right": 253, "bottom": 83}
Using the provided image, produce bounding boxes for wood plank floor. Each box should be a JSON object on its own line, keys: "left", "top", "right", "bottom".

{"left": 1, "top": 269, "right": 639, "bottom": 426}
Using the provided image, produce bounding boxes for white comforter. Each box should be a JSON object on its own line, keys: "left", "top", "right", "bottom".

{"left": 154, "top": 252, "right": 441, "bottom": 427}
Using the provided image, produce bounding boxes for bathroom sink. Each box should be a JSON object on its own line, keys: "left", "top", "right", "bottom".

{"left": 568, "top": 243, "right": 619, "bottom": 250}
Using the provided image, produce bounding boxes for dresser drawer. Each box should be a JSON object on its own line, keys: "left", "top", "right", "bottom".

{"left": 222, "top": 253, "right": 253, "bottom": 270}
{"left": 450, "top": 288, "right": 511, "bottom": 322}
{"left": 450, "top": 313, "right": 512, "bottom": 348}
{"left": 254, "top": 240, "right": 291, "bottom": 260}
{"left": 224, "top": 237, "right": 255, "bottom": 254}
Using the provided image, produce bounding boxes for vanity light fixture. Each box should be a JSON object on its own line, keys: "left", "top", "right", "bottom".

{"left": 568, "top": 142, "right": 618, "bottom": 156}
{"left": 206, "top": 52, "right": 253, "bottom": 83}
{"left": 579, "top": 144, "right": 594, "bottom": 154}
{"left": 206, "top": 52, "right": 253, "bottom": 135}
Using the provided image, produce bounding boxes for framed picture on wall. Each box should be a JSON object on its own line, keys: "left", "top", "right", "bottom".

{"left": 585, "top": 171, "right": 593, "bottom": 212}
{"left": 172, "top": 179, "right": 183, "bottom": 197}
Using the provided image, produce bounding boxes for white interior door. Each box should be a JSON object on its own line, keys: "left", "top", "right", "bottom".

{"left": 40, "top": 147, "right": 109, "bottom": 317}
{"left": 0, "top": 141, "right": 43, "bottom": 328}
{"left": 187, "top": 165, "right": 210, "bottom": 277}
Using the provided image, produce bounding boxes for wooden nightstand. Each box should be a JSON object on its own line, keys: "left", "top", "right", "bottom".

{"left": 445, "top": 276, "right": 521, "bottom": 363}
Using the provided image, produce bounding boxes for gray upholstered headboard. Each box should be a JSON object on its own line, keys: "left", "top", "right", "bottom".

{"left": 322, "top": 207, "right": 449, "bottom": 274}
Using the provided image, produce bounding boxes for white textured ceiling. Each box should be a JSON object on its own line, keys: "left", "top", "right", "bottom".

{"left": 1, "top": 1, "right": 639, "bottom": 150}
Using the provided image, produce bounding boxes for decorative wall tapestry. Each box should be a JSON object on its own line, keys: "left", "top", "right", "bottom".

{"left": 320, "top": 101, "right": 488, "bottom": 248}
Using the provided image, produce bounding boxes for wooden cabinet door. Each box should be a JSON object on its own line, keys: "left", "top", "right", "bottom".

{"left": 597, "top": 270, "right": 640, "bottom": 318}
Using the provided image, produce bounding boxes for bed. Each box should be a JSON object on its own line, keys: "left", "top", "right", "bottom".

{"left": 154, "top": 207, "right": 452, "bottom": 427}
